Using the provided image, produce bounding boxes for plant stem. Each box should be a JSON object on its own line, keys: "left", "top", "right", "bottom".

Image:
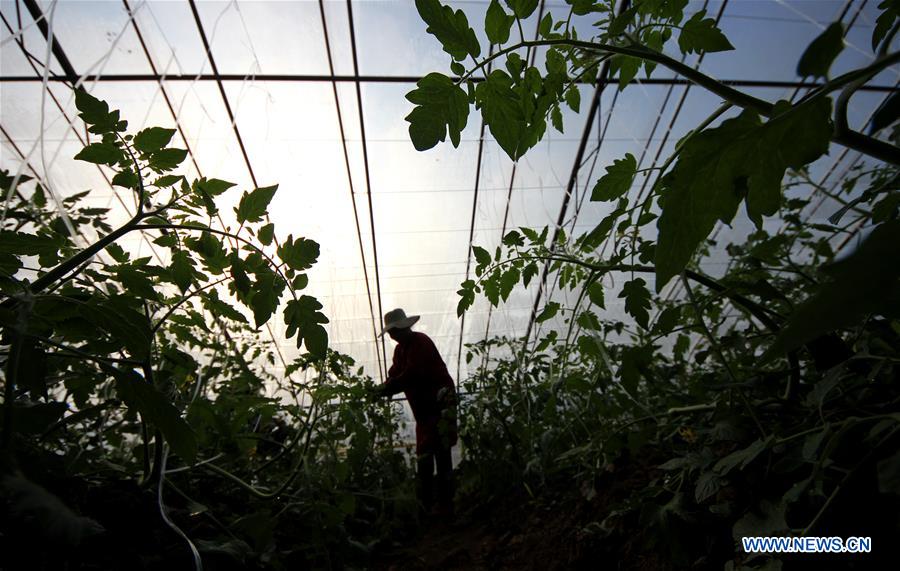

{"left": 682, "top": 273, "right": 766, "bottom": 437}
{"left": 134, "top": 223, "right": 297, "bottom": 303}
{"left": 0, "top": 213, "right": 143, "bottom": 305}
{"left": 202, "top": 401, "right": 321, "bottom": 499}
{"left": 1, "top": 331, "right": 24, "bottom": 450}
{"left": 459, "top": 39, "right": 900, "bottom": 164}
{"left": 475, "top": 253, "right": 784, "bottom": 331}
{"left": 150, "top": 276, "right": 230, "bottom": 335}
{"left": 801, "top": 425, "right": 900, "bottom": 536}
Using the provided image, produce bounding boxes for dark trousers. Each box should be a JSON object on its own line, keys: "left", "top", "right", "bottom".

{"left": 416, "top": 446, "right": 453, "bottom": 512}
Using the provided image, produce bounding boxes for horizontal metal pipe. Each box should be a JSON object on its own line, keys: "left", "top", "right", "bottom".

{"left": 0, "top": 73, "right": 896, "bottom": 92}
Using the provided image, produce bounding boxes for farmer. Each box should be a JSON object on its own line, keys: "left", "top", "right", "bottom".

{"left": 371, "top": 308, "right": 458, "bottom": 516}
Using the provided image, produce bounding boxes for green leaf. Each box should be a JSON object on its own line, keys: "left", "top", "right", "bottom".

{"left": 520, "top": 226, "right": 539, "bottom": 242}
{"left": 591, "top": 153, "right": 637, "bottom": 202}
{"left": 522, "top": 261, "right": 538, "bottom": 287}
{"left": 476, "top": 70, "right": 528, "bottom": 159}
{"left": 110, "top": 366, "right": 197, "bottom": 463}
{"left": 116, "top": 266, "right": 159, "bottom": 300}
{"left": 1, "top": 401, "right": 65, "bottom": 434}
{"left": 565, "top": 86, "right": 581, "bottom": 113}
{"left": 506, "top": 52, "right": 525, "bottom": 78}
{"left": 610, "top": 54, "right": 641, "bottom": 90}
{"left": 502, "top": 230, "right": 524, "bottom": 247}
{"left": 618, "top": 345, "right": 652, "bottom": 393}
{"left": 504, "top": 0, "right": 539, "bottom": 19}
{"left": 202, "top": 290, "right": 247, "bottom": 324}
{"left": 873, "top": 192, "right": 900, "bottom": 223}
{"left": 797, "top": 22, "right": 844, "bottom": 78}
{"left": 872, "top": 0, "right": 899, "bottom": 51}
{"left": 637, "top": 0, "right": 688, "bottom": 21}
{"left": 0, "top": 253, "right": 22, "bottom": 278}
{"left": 536, "top": 301, "right": 560, "bottom": 323}
{"left": 499, "top": 267, "right": 520, "bottom": 301}
{"left": 870, "top": 91, "right": 900, "bottom": 135}
{"left": 195, "top": 177, "right": 236, "bottom": 197}
{"left": 107, "top": 243, "right": 129, "bottom": 263}
{"left": 608, "top": 6, "right": 638, "bottom": 36}
{"left": 148, "top": 148, "right": 188, "bottom": 171}
{"left": 284, "top": 295, "right": 330, "bottom": 357}
{"left": 581, "top": 207, "right": 622, "bottom": 250}
{"left": 74, "top": 143, "right": 123, "bottom": 166}
{"left": 576, "top": 334, "right": 603, "bottom": 360}
{"left": 587, "top": 281, "right": 605, "bottom": 308}
{"left": 485, "top": 0, "right": 515, "bottom": 45}
{"left": 230, "top": 254, "right": 252, "bottom": 297}
{"left": 79, "top": 296, "right": 152, "bottom": 360}
{"left": 74, "top": 89, "right": 124, "bottom": 133}
{"left": 415, "top": 0, "right": 481, "bottom": 61}
{"left": 768, "top": 220, "right": 900, "bottom": 356}
{"left": 538, "top": 11, "right": 553, "bottom": 37}
{"left": 258, "top": 223, "right": 275, "bottom": 246}
{"left": 551, "top": 106, "right": 564, "bottom": 133}
{"left": 111, "top": 170, "right": 139, "bottom": 189}
{"left": 694, "top": 471, "right": 723, "bottom": 503}
{"left": 15, "top": 338, "right": 48, "bottom": 397}
{"left": 406, "top": 73, "right": 470, "bottom": 150}
{"left": 546, "top": 49, "right": 567, "bottom": 76}
{"left": 654, "top": 99, "right": 832, "bottom": 290}
{"left": 619, "top": 278, "right": 651, "bottom": 329}
{"left": 133, "top": 127, "right": 176, "bottom": 154}
{"left": 248, "top": 271, "right": 281, "bottom": 327}
{"left": 74, "top": 89, "right": 110, "bottom": 125}
{"left": 472, "top": 245, "right": 491, "bottom": 272}
{"left": 457, "top": 280, "right": 476, "bottom": 317}
{"left": 576, "top": 310, "right": 601, "bottom": 331}
{"left": 653, "top": 306, "right": 681, "bottom": 335}
{"left": 154, "top": 175, "right": 182, "bottom": 187}
{"left": 292, "top": 274, "right": 309, "bottom": 290}
{"left": 236, "top": 184, "right": 278, "bottom": 224}
{"left": 569, "top": 0, "right": 596, "bottom": 17}
{"left": 674, "top": 333, "right": 690, "bottom": 359}
{"left": 185, "top": 233, "right": 229, "bottom": 275}
{"left": 170, "top": 251, "right": 193, "bottom": 293}
{"left": 483, "top": 270, "right": 501, "bottom": 306}
{"left": 678, "top": 10, "right": 734, "bottom": 55}
{"left": 277, "top": 235, "right": 319, "bottom": 271}
{"left": 714, "top": 436, "right": 773, "bottom": 476}
{"left": 0, "top": 231, "right": 63, "bottom": 256}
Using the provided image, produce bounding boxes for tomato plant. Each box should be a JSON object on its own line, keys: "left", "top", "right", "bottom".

{"left": 410, "top": 0, "right": 900, "bottom": 568}
{"left": 0, "top": 92, "right": 414, "bottom": 569}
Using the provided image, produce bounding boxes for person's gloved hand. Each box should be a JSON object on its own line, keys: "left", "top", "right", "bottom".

{"left": 366, "top": 384, "right": 389, "bottom": 400}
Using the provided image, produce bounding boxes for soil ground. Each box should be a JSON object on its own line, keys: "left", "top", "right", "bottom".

{"left": 372, "top": 459, "right": 672, "bottom": 571}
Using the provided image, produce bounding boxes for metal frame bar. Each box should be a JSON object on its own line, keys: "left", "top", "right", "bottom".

{"left": 318, "top": 0, "right": 384, "bottom": 382}
{"left": 455, "top": 119, "right": 487, "bottom": 382}
{"left": 5, "top": 0, "right": 163, "bottom": 263}
{"left": 1, "top": 73, "right": 895, "bottom": 93}
{"left": 346, "top": 0, "right": 387, "bottom": 381}
{"left": 121, "top": 0, "right": 203, "bottom": 175}
{"left": 475, "top": 0, "right": 548, "bottom": 377}
{"left": 520, "top": 58, "right": 613, "bottom": 352}
{"left": 21, "top": 0, "right": 76, "bottom": 79}
{"left": 187, "top": 0, "right": 258, "bottom": 188}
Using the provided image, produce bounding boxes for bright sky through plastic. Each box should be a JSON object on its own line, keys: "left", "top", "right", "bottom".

{"left": 1, "top": 0, "right": 897, "bottom": 386}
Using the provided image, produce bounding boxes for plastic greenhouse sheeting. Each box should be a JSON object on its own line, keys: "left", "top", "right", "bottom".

{"left": 1, "top": 0, "right": 897, "bottom": 405}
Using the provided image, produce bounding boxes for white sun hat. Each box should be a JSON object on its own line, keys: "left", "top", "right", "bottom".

{"left": 379, "top": 308, "right": 420, "bottom": 336}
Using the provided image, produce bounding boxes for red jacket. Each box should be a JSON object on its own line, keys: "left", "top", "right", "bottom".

{"left": 382, "top": 331, "right": 458, "bottom": 454}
